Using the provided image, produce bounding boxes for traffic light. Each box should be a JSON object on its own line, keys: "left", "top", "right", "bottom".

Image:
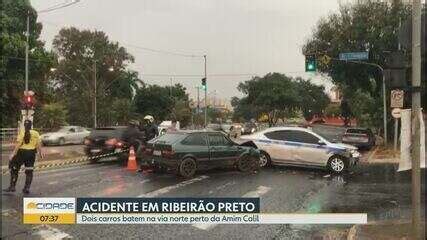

{"left": 22, "top": 91, "right": 35, "bottom": 109}
{"left": 305, "top": 54, "right": 317, "bottom": 72}
{"left": 201, "top": 78, "right": 207, "bottom": 91}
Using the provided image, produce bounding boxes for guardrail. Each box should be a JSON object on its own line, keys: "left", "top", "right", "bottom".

{"left": 0, "top": 128, "right": 51, "bottom": 143}
{"left": 0, "top": 128, "right": 18, "bottom": 142}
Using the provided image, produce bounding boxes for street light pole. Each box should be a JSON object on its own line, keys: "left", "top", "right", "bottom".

{"left": 196, "top": 86, "right": 200, "bottom": 128}
{"left": 382, "top": 72, "right": 387, "bottom": 145}
{"left": 203, "top": 55, "right": 207, "bottom": 127}
{"left": 93, "top": 60, "right": 97, "bottom": 128}
{"left": 25, "top": 11, "right": 29, "bottom": 93}
{"left": 411, "top": 0, "right": 422, "bottom": 239}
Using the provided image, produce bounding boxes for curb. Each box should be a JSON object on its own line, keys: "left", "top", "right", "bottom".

{"left": 1, "top": 149, "right": 128, "bottom": 175}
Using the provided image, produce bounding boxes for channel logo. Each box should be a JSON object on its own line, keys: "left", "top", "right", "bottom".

{"left": 23, "top": 198, "right": 76, "bottom": 224}
{"left": 26, "top": 201, "right": 74, "bottom": 210}
{"left": 24, "top": 198, "right": 76, "bottom": 214}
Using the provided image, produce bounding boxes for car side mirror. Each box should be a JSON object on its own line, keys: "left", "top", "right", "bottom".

{"left": 318, "top": 140, "right": 326, "bottom": 145}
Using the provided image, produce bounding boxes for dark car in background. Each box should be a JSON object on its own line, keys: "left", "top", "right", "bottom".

{"left": 144, "top": 131, "right": 260, "bottom": 178}
{"left": 342, "top": 127, "right": 375, "bottom": 150}
{"left": 242, "top": 122, "right": 258, "bottom": 135}
{"left": 84, "top": 126, "right": 129, "bottom": 163}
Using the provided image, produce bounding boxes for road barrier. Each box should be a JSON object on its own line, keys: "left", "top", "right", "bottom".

{"left": 1, "top": 148, "right": 128, "bottom": 175}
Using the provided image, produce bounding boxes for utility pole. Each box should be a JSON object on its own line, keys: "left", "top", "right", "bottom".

{"left": 411, "top": 0, "right": 422, "bottom": 239}
{"left": 196, "top": 86, "right": 200, "bottom": 128}
{"left": 93, "top": 60, "right": 97, "bottom": 128}
{"left": 203, "top": 55, "right": 207, "bottom": 127}
{"left": 382, "top": 72, "right": 387, "bottom": 145}
{"left": 25, "top": 11, "right": 29, "bottom": 93}
{"left": 170, "top": 77, "right": 173, "bottom": 96}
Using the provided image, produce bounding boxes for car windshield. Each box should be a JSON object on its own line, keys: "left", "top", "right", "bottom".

{"left": 58, "top": 127, "right": 72, "bottom": 132}
{"left": 154, "top": 132, "right": 186, "bottom": 144}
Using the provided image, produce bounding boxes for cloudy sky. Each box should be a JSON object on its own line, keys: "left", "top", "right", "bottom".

{"left": 32, "top": 0, "right": 341, "bottom": 101}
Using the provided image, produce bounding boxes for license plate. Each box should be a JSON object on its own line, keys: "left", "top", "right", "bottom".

{"left": 91, "top": 149, "right": 101, "bottom": 153}
{"left": 153, "top": 150, "right": 161, "bottom": 156}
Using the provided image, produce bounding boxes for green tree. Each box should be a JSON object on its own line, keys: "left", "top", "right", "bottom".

{"left": 236, "top": 73, "right": 328, "bottom": 126}
{"left": 238, "top": 73, "right": 300, "bottom": 126}
{"left": 302, "top": 1, "right": 411, "bottom": 129}
{"left": 133, "top": 84, "right": 189, "bottom": 123}
{"left": 231, "top": 97, "right": 258, "bottom": 122}
{"left": 170, "top": 99, "right": 192, "bottom": 127}
{"left": 110, "top": 98, "right": 133, "bottom": 126}
{"left": 35, "top": 103, "right": 68, "bottom": 129}
{"left": 52, "top": 27, "right": 136, "bottom": 127}
{"left": 1, "top": 0, "right": 55, "bottom": 127}
{"left": 294, "top": 77, "right": 330, "bottom": 120}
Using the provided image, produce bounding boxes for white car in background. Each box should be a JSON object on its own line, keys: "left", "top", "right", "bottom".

{"left": 41, "top": 126, "right": 90, "bottom": 146}
{"left": 240, "top": 127, "right": 360, "bottom": 174}
{"left": 158, "top": 121, "right": 180, "bottom": 135}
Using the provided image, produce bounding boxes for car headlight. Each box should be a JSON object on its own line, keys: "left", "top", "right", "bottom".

{"left": 350, "top": 149, "right": 361, "bottom": 158}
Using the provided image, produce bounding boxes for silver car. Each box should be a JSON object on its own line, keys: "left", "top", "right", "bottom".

{"left": 240, "top": 127, "right": 360, "bottom": 174}
{"left": 41, "top": 126, "right": 90, "bottom": 146}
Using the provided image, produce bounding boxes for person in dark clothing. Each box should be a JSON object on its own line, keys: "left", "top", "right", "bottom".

{"left": 142, "top": 115, "right": 158, "bottom": 142}
{"left": 122, "top": 120, "right": 144, "bottom": 149}
{"left": 4, "top": 120, "right": 44, "bottom": 194}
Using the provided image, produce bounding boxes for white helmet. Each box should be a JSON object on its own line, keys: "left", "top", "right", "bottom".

{"left": 143, "top": 115, "right": 154, "bottom": 123}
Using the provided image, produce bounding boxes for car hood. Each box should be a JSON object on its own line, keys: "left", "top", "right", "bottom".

{"left": 329, "top": 142, "right": 357, "bottom": 150}
{"left": 41, "top": 132, "right": 66, "bottom": 138}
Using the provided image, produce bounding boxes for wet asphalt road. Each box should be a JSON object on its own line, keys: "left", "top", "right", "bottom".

{"left": 2, "top": 160, "right": 424, "bottom": 240}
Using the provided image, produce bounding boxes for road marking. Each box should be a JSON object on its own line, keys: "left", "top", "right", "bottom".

{"left": 138, "top": 175, "right": 209, "bottom": 197}
{"left": 32, "top": 225, "right": 72, "bottom": 240}
{"left": 193, "top": 185, "right": 271, "bottom": 231}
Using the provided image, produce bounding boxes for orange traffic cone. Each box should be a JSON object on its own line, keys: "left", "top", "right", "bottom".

{"left": 127, "top": 146, "right": 138, "bottom": 171}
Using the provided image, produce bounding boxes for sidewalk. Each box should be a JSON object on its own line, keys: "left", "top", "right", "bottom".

{"left": 347, "top": 220, "right": 425, "bottom": 240}
{"left": 364, "top": 146, "right": 400, "bottom": 164}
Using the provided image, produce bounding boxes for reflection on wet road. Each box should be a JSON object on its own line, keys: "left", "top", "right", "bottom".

{"left": 2, "top": 161, "right": 425, "bottom": 239}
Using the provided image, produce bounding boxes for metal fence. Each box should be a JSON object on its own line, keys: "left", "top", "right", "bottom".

{"left": 0, "top": 128, "right": 18, "bottom": 142}
{"left": 0, "top": 128, "right": 50, "bottom": 143}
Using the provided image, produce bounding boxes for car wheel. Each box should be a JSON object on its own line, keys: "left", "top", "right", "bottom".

{"left": 328, "top": 156, "right": 347, "bottom": 174}
{"left": 179, "top": 158, "right": 197, "bottom": 178}
{"left": 259, "top": 151, "right": 271, "bottom": 168}
{"left": 58, "top": 138, "right": 65, "bottom": 146}
{"left": 237, "top": 155, "right": 253, "bottom": 172}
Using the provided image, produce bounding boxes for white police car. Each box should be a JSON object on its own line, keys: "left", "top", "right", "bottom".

{"left": 240, "top": 127, "right": 360, "bottom": 174}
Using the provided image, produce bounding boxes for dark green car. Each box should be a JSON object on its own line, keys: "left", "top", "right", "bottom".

{"left": 144, "top": 130, "right": 260, "bottom": 178}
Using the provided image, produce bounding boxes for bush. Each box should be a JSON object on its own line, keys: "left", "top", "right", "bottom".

{"left": 36, "top": 103, "right": 68, "bottom": 129}
{"left": 324, "top": 104, "right": 341, "bottom": 117}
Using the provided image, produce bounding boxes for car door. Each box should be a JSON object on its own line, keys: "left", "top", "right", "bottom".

{"left": 66, "top": 127, "right": 78, "bottom": 143}
{"left": 180, "top": 133, "right": 210, "bottom": 167}
{"left": 262, "top": 130, "right": 297, "bottom": 165}
{"left": 287, "top": 130, "right": 328, "bottom": 166}
{"left": 74, "top": 127, "right": 85, "bottom": 144}
{"left": 208, "top": 133, "right": 239, "bottom": 167}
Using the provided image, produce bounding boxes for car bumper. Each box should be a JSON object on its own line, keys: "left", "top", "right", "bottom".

{"left": 146, "top": 156, "right": 179, "bottom": 169}
{"left": 84, "top": 146, "right": 116, "bottom": 156}
{"left": 42, "top": 139, "right": 59, "bottom": 145}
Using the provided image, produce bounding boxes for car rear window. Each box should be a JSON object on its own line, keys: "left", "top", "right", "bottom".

{"left": 346, "top": 129, "right": 369, "bottom": 134}
{"left": 181, "top": 133, "right": 207, "bottom": 146}
{"left": 155, "top": 132, "right": 186, "bottom": 144}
